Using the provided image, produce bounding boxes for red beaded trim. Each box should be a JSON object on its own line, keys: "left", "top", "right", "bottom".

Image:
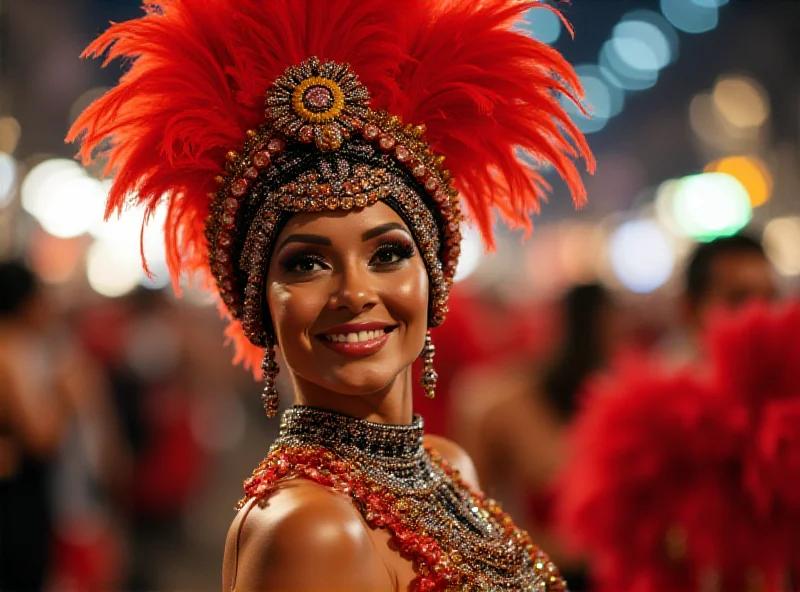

{"left": 239, "top": 445, "right": 565, "bottom": 592}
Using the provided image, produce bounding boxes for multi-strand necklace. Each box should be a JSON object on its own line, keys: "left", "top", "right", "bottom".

{"left": 239, "top": 406, "right": 567, "bottom": 592}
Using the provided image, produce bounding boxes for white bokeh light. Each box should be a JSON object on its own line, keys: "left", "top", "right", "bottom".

{"left": 609, "top": 219, "right": 675, "bottom": 293}
{"left": 86, "top": 238, "right": 144, "bottom": 298}
{"left": 453, "top": 225, "right": 484, "bottom": 283}
{"left": 0, "top": 153, "right": 17, "bottom": 208}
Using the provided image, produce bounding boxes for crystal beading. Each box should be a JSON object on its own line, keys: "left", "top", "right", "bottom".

{"left": 238, "top": 406, "right": 568, "bottom": 592}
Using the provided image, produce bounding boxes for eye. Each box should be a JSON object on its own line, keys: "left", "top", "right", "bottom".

{"left": 371, "top": 241, "right": 415, "bottom": 267}
{"left": 281, "top": 254, "right": 327, "bottom": 274}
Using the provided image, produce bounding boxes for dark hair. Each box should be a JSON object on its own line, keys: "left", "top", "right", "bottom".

{"left": 0, "top": 261, "right": 39, "bottom": 318}
{"left": 685, "top": 234, "right": 766, "bottom": 304}
{"left": 540, "top": 283, "right": 612, "bottom": 421}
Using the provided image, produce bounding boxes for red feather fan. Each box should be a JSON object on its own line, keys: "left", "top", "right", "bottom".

{"left": 67, "top": 0, "right": 594, "bottom": 374}
{"left": 558, "top": 301, "right": 800, "bottom": 591}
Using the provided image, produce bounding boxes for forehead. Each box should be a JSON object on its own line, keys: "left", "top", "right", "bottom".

{"left": 276, "top": 201, "right": 410, "bottom": 238}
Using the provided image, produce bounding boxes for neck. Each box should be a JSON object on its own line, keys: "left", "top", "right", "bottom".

{"left": 290, "top": 366, "right": 415, "bottom": 426}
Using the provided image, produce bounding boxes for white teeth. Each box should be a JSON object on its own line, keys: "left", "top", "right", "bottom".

{"left": 325, "top": 329, "right": 388, "bottom": 343}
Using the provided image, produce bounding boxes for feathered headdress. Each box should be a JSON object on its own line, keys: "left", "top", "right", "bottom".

{"left": 68, "top": 0, "right": 594, "bottom": 381}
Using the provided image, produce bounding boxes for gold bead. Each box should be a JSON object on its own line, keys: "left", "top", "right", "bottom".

{"left": 214, "top": 175, "right": 225, "bottom": 185}
{"left": 226, "top": 150, "right": 238, "bottom": 161}
{"left": 246, "top": 129, "right": 258, "bottom": 139}
{"left": 414, "top": 124, "right": 426, "bottom": 137}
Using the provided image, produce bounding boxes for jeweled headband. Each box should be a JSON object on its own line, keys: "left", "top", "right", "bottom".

{"left": 68, "top": 0, "right": 595, "bottom": 375}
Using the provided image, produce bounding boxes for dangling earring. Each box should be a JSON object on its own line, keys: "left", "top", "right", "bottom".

{"left": 261, "top": 337, "right": 280, "bottom": 418}
{"left": 420, "top": 331, "right": 438, "bottom": 399}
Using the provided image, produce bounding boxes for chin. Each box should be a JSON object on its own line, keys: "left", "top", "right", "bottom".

{"left": 322, "top": 366, "right": 402, "bottom": 397}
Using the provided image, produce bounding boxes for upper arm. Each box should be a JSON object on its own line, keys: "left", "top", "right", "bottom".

{"left": 223, "top": 480, "right": 393, "bottom": 592}
{"left": 425, "top": 434, "right": 481, "bottom": 491}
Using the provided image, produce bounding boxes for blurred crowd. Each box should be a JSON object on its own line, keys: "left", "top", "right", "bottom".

{"left": 1, "top": 229, "right": 794, "bottom": 591}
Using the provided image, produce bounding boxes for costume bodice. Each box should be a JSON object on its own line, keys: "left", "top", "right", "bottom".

{"left": 239, "top": 406, "right": 567, "bottom": 592}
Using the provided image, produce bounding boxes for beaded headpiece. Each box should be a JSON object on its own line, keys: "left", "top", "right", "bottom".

{"left": 68, "top": 0, "right": 594, "bottom": 375}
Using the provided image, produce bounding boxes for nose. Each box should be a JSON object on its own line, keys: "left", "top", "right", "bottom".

{"left": 326, "top": 261, "right": 378, "bottom": 315}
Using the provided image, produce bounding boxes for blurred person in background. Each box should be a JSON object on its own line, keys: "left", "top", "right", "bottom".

{"left": 75, "top": 288, "right": 208, "bottom": 591}
{"left": 664, "top": 233, "right": 778, "bottom": 365}
{"left": 0, "top": 260, "right": 130, "bottom": 592}
{"left": 0, "top": 261, "right": 66, "bottom": 591}
{"left": 453, "top": 283, "right": 628, "bottom": 592}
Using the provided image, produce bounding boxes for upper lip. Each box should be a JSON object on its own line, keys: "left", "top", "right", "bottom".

{"left": 317, "top": 321, "right": 397, "bottom": 336}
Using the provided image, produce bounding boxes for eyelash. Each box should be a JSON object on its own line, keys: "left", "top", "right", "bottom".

{"left": 280, "top": 240, "right": 416, "bottom": 274}
{"left": 371, "top": 240, "right": 415, "bottom": 267}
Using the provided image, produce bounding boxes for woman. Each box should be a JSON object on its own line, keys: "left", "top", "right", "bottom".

{"left": 454, "top": 284, "right": 626, "bottom": 591}
{"left": 69, "top": 0, "right": 593, "bottom": 589}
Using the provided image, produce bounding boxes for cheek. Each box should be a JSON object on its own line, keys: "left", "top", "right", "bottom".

{"left": 382, "top": 261, "right": 429, "bottom": 329}
{"left": 266, "top": 281, "right": 322, "bottom": 346}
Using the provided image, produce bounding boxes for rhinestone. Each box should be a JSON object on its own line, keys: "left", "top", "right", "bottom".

{"left": 298, "top": 125, "right": 314, "bottom": 143}
{"left": 253, "top": 151, "right": 271, "bottom": 168}
{"left": 243, "top": 166, "right": 259, "bottom": 180}
{"left": 413, "top": 164, "right": 427, "bottom": 179}
{"left": 267, "top": 137, "right": 286, "bottom": 153}
{"left": 362, "top": 123, "right": 380, "bottom": 141}
{"left": 325, "top": 197, "right": 338, "bottom": 210}
{"left": 425, "top": 177, "right": 439, "bottom": 192}
{"left": 395, "top": 145, "right": 411, "bottom": 162}
{"left": 304, "top": 85, "right": 334, "bottom": 109}
{"left": 378, "top": 135, "right": 396, "bottom": 151}
{"left": 231, "top": 179, "right": 248, "bottom": 197}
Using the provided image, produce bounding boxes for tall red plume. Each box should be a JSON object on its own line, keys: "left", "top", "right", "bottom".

{"left": 67, "top": 0, "right": 594, "bottom": 373}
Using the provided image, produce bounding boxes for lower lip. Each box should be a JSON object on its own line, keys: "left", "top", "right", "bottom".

{"left": 317, "top": 331, "right": 392, "bottom": 357}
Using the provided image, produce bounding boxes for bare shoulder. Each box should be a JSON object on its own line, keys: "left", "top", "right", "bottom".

{"left": 424, "top": 434, "right": 481, "bottom": 491}
{"left": 223, "top": 479, "right": 392, "bottom": 592}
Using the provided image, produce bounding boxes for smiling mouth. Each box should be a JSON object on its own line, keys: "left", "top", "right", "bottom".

{"left": 315, "top": 325, "right": 397, "bottom": 357}
{"left": 320, "top": 327, "right": 396, "bottom": 343}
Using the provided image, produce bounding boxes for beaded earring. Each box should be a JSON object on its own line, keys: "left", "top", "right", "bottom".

{"left": 420, "top": 331, "right": 438, "bottom": 399}
{"left": 261, "top": 337, "right": 280, "bottom": 417}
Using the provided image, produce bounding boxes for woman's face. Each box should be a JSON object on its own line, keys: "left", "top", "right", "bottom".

{"left": 266, "top": 201, "right": 429, "bottom": 396}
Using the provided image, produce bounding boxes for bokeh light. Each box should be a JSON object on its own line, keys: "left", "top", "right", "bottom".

{"left": 86, "top": 238, "right": 144, "bottom": 298}
{"left": 712, "top": 75, "right": 770, "bottom": 129}
{"left": 763, "top": 217, "right": 800, "bottom": 277}
{"left": 671, "top": 173, "right": 752, "bottom": 241}
{"left": 609, "top": 219, "right": 675, "bottom": 293}
{"left": 599, "top": 40, "right": 659, "bottom": 92}
{"left": 705, "top": 156, "right": 773, "bottom": 207}
{"left": 29, "top": 231, "right": 84, "bottom": 284}
{"left": 0, "top": 153, "right": 17, "bottom": 209}
{"left": 519, "top": 6, "right": 563, "bottom": 45}
{"left": 611, "top": 19, "right": 672, "bottom": 73}
{"left": 0, "top": 116, "right": 22, "bottom": 154}
{"left": 454, "top": 225, "right": 484, "bottom": 283}
{"left": 621, "top": 10, "right": 680, "bottom": 64}
{"left": 22, "top": 159, "right": 81, "bottom": 215}
{"left": 660, "top": 0, "right": 719, "bottom": 34}
{"left": 563, "top": 65, "right": 622, "bottom": 134}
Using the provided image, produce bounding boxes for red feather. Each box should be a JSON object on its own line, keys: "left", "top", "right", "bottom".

{"left": 67, "top": 0, "right": 594, "bottom": 373}
{"left": 558, "top": 303, "right": 800, "bottom": 589}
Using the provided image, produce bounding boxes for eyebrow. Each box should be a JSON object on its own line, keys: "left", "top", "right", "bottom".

{"left": 276, "top": 234, "right": 333, "bottom": 253}
{"left": 276, "top": 222, "right": 409, "bottom": 254}
{"left": 361, "top": 222, "right": 408, "bottom": 241}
